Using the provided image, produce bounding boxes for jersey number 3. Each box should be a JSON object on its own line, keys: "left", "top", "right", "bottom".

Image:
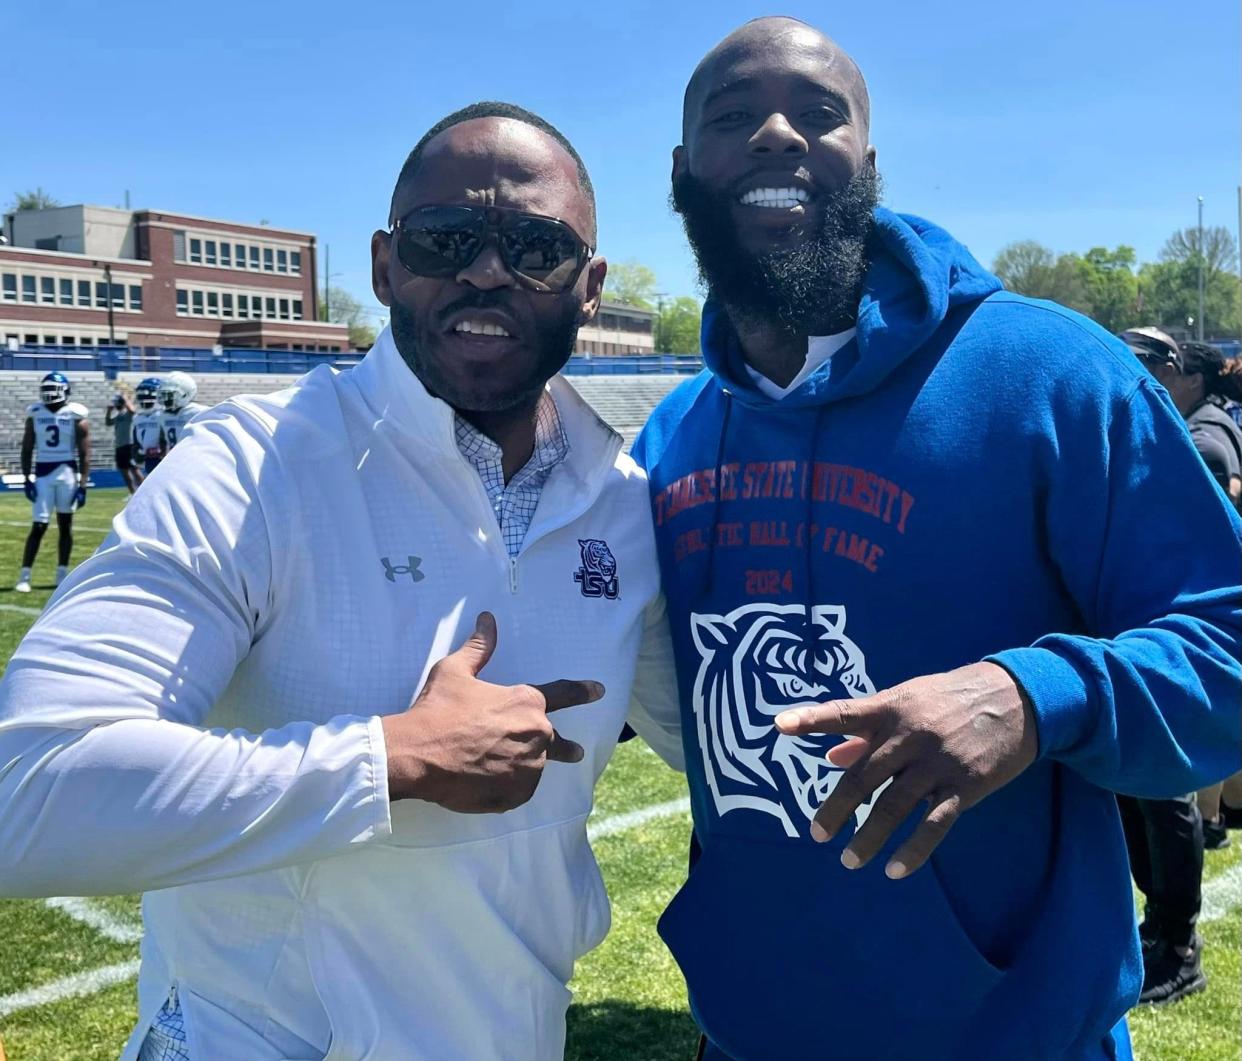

{"left": 44, "top": 424, "right": 60, "bottom": 448}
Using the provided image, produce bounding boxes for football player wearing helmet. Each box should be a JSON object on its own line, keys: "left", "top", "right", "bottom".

{"left": 16, "top": 372, "right": 91, "bottom": 592}
{"left": 157, "top": 372, "right": 206, "bottom": 451}
{"left": 132, "top": 377, "right": 165, "bottom": 474}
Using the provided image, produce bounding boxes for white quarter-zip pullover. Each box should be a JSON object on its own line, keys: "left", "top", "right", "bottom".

{"left": 0, "top": 328, "right": 682, "bottom": 1060}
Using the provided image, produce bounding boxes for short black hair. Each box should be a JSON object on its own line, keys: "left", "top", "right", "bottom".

{"left": 388, "top": 101, "right": 595, "bottom": 233}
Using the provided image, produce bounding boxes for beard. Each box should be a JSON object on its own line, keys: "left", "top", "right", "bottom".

{"left": 672, "top": 167, "right": 880, "bottom": 335}
{"left": 389, "top": 290, "right": 580, "bottom": 414}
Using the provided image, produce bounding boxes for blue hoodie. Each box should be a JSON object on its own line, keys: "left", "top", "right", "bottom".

{"left": 631, "top": 209, "right": 1241, "bottom": 1061}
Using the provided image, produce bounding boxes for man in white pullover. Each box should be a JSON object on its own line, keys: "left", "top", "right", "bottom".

{"left": 0, "top": 101, "right": 682, "bottom": 1060}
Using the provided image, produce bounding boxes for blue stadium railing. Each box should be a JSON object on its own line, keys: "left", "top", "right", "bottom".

{"left": 1, "top": 346, "right": 706, "bottom": 377}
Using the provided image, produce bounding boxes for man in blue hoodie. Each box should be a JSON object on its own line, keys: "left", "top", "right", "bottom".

{"left": 632, "top": 17, "right": 1241, "bottom": 1061}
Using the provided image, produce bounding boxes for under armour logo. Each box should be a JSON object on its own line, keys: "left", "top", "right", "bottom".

{"left": 381, "top": 556, "right": 425, "bottom": 583}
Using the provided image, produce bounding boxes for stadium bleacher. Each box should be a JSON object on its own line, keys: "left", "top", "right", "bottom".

{"left": 0, "top": 369, "right": 691, "bottom": 478}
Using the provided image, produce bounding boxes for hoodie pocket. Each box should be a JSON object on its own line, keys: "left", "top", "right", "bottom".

{"left": 659, "top": 839, "right": 1004, "bottom": 1061}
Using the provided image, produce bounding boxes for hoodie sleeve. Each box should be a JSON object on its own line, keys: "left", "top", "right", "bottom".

{"left": 625, "top": 594, "right": 685, "bottom": 771}
{"left": 989, "top": 375, "right": 1242, "bottom": 797}
{"left": 0, "top": 410, "right": 392, "bottom": 898}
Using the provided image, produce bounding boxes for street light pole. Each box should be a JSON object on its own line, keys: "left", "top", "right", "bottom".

{"left": 102, "top": 262, "right": 116, "bottom": 346}
{"left": 1196, "top": 196, "right": 1205, "bottom": 341}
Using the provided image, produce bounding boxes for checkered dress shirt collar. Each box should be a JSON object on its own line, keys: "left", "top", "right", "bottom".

{"left": 454, "top": 391, "right": 570, "bottom": 558}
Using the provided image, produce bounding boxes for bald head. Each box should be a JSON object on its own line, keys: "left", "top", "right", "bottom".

{"left": 683, "top": 17, "right": 870, "bottom": 143}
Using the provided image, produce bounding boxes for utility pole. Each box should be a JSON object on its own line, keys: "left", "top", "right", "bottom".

{"left": 324, "top": 244, "right": 331, "bottom": 320}
{"left": 102, "top": 262, "right": 116, "bottom": 345}
{"left": 1196, "top": 196, "right": 1205, "bottom": 341}
{"left": 653, "top": 292, "right": 668, "bottom": 355}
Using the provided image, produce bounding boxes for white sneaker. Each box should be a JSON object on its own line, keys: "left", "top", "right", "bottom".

{"left": 14, "top": 579, "right": 31, "bottom": 593}
{"left": 55, "top": 565, "right": 69, "bottom": 587}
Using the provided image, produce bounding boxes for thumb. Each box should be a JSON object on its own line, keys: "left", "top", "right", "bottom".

{"left": 451, "top": 612, "right": 497, "bottom": 676}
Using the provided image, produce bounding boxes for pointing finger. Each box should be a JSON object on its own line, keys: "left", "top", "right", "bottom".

{"left": 775, "top": 695, "right": 879, "bottom": 737}
{"left": 534, "top": 679, "right": 606, "bottom": 713}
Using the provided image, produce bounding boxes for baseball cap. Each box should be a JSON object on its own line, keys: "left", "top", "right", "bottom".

{"left": 1120, "top": 327, "right": 1182, "bottom": 371}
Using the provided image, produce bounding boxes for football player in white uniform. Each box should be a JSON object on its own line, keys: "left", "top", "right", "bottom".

{"left": 16, "top": 372, "right": 91, "bottom": 592}
{"left": 157, "top": 372, "right": 206, "bottom": 450}
{"left": 131, "top": 377, "right": 165, "bottom": 474}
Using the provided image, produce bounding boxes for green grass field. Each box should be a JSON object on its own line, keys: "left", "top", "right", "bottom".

{"left": 0, "top": 488, "right": 1237, "bottom": 1059}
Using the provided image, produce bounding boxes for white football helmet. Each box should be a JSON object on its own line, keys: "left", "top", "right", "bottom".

{"left": 158, "top": 372, "right": 197, "bottom": 412}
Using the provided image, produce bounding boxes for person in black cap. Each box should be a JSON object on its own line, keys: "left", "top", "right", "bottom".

{"left": 1115, "top": 326, "right": 1239, "bottom": 1004}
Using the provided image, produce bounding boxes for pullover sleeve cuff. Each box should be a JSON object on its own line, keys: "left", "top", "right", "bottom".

{"left": 362, "top": 714, "right": 393, "bottom": 843}
{"left": 986, "top": 645, "right": 1091, "bottom": 761}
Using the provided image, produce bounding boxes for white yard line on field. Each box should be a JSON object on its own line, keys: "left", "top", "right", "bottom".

{"left": 588, "top": 797, "right": 691, "bottom": 840}
{"left": 1200, "top": 860, "right": 1242, "bottom": 922}
{"left": 0, "top": 520, "right": 112, "bottom": 534}
{"left": 44, "top": 897, "right": 143, "bottom": 944}
{"left": 0, "top": 603, "right": 42, "bottom": 617}
{"left": 0, "top": 960, "right": 141, "bottom": 1019}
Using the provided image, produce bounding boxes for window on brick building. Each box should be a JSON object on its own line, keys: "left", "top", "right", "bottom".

{"left": 59, "top": 278, "right": 73, "bottom": 305}
{"left": 263, "top": 248, "right": 274, "bottom": 272}
{"left": 21, "top": 276, "right": 36, "bottom": 302}
{"left": 249, "top": 246, "right": 260, "bottom": 269}
{"left": 190, "top": 238, "right": 202, "bottom": 264}
{"left": 41, "top": 277, "right": 55, "bottom": 304}
{"left": 129, "top": 285, "right": 143, "bottom": 311}
{"left": 77, "top": 280, "right": 91, "bottom": 306}
{"left": 110, "top": 283, "right": 124, "bottom": 309}
{"left": 205, "top": 240, "right": 217, "bottom": 266}
{"left": 235, "top": 243, "right": 246, "bottom": 268}
{"left": 220, "top": 243, "right": 231, "bottom": 267}
{"left": 207, "top": 291, "right": 219, "bottom": 316}
{"left": 222, "top": 293, "right": 233, "bottom": 317}
{"left": 1, "top": 274, "right": 15, "bottom": 301}
{"left": 173, "top": 231, "right": 187, "bottom": 261}
{"left": 290, "top": 251, "right": 301, "bottom": 275}
{"left": 279, "top": 297, "right": 290, "bottom": 320}
{"left": 292, "top": 299, "right": 303, "bottom": 320}
{"left": 277, "top": 249, "right": 288, "bottom": 274}
{"left": 191, "top": 290, "right": 204, "bottom": 315}
{"left": 237, "top": 294, "right": 249, "bottom": 318}
{"left": 176, "top": 289, "right": 188, "bottom": 315}
{"left": 95, "top": 281, "right": 108, "bottom": 308}
{"left": 265, "top": 296, "right": 276, "bottom": 318}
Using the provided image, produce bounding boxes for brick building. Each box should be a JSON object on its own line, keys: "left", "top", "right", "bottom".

{"left": 1, "top": 205, "right": 351, "bottom": 351}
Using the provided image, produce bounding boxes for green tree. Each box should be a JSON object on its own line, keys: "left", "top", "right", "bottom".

{"left": 657, "top": 296, "right": 702, "bottom": 354}
{"left": 1073, "top": 246, "right": 1139, "bottom": 333}
{"left": 8, "top": 187, "right": 60, "bottom": 212}
{"left": 1134, "top": 226, "right": 1240, "bottom": 337}
{"left": 605, "top": 260, "right": 659, "bottom": 309}
{"left": 318, "top": 286, "right": 378, "bottom": 349}
{"left": 991, "top": 240, "right": 1088, "bottom": 313}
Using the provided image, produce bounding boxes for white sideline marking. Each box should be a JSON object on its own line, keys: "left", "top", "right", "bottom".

{"left": 0, "top": 519, "right": 112, "bottom": 533}
{"left": 0, "top": 603, "right": 42, "bottom": 616}
{"left": 1201, "top": 861, "right": 1242, "bottom": 922}
{"left": 588, "top": 797, "right": 691, "bottom": 840}
{"left": 45, "top": 897, "right": 143, "bottom": 944}
{"left": 0, "top": 959, "right": 141, "bottom": 1018}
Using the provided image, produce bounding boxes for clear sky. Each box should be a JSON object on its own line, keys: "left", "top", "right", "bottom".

{"left": 6, "top": 0, "right": 1238, "bottom": 325}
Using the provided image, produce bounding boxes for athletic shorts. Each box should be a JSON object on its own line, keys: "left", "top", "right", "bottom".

{"left": 32, "top": 463, "right": 79, "bottom": 523}
{"left": 144, "top": 456, "right": 162, "bottom": 475}
{"left": 115, "top": 444, "right": 135, "bottom": 469}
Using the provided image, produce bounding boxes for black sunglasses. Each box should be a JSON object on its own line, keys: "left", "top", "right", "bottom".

{"left": 391, "top": 205, "right": 594, "bottom": 293}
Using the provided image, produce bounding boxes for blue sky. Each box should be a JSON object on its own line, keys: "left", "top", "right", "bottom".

{"left": 6, "top": 0, "right": 1238, "bottom": 324}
